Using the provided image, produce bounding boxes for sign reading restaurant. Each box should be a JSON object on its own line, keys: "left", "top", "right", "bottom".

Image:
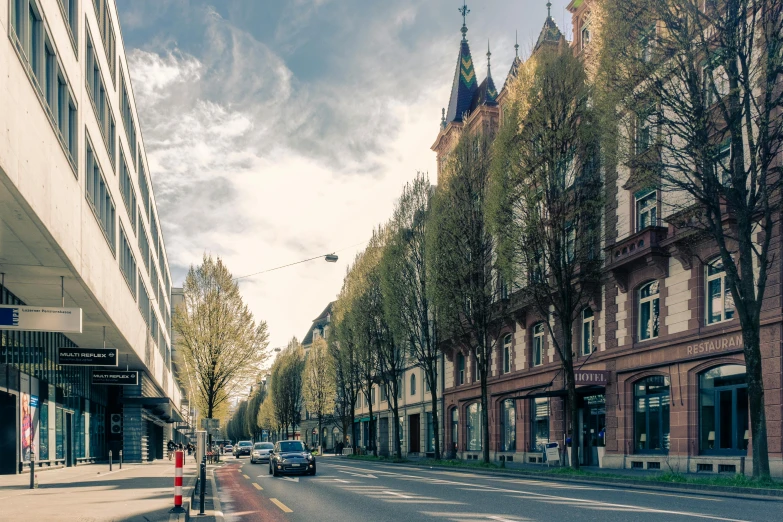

{"left": 92, "top": 370, "right": 138, "bottom": 386}
{"left": 57, "top": 347, "right": 118, "bottom": 366}
{"left": 686, "top": 333, "right": 743, "bottom": 356}
{"left": 0, "top": 304, "right": 82, "bottom": 333}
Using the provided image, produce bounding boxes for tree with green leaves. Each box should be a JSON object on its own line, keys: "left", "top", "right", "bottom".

{"left": 303, "top": 337, "right": 337, "bottom": 452}
{"left": 381, "top": 173, "right": 441, "bottom": 459}
{"left": 429, "top": 131, "right": 507, "bottom": 464}
{"left": 271, "top": 338, "right": 305, "bottom": 439}
{"left": 600, "top": 0, "right": 783, "bottom": 479}
{"left": 173, "top": 254, "right": 270, "bottom": 421}
{"left": 490, "top": 44, "right": 603, "bottom": 469}
{"left": 330, "top": 300, "right": 361, "bottom": 449}
{"left": 245, "top": 380, "right": 267, "bottom": 441}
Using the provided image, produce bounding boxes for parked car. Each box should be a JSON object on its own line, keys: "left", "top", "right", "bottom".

{"left": 224, "top": 444, "right": 233, "bottom": 454}
{"left": 234, "top": 440, "right": 253, "bottom": 458}
{"left": 250, "top": 442, "right": 274, "bottom": 464}
{"left": 269, "top": 440, "right": 316, "bottom": 476}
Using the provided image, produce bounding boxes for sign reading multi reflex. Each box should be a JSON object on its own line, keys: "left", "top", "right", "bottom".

{"left": 0, "top": 304, "right": 82, "bottom": 333}
{"left": 92, "top": 370, "right": 138, "bottom": 386}
{"left": 57, "top": 347, "right": 118, "bottom": 366}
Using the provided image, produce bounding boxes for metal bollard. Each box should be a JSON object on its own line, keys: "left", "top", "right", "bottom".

{"left": 119, "top": 450, "right": 123, "bottom": 469}
{"left": 199, "top": 460, "right": 206, "bottom": 515}
{"left": 29, "top": 452, "right": 35, "bottom": 489}
{"left": 109, "top": 450, "right": 113, "bottom": 472}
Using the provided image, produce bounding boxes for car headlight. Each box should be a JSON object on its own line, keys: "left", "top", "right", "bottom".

{"left": 307, "top": 455, "right": 314, "bottom": 461}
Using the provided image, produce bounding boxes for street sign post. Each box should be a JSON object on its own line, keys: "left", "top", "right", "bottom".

{"left": 0, "top": 305, "right": 82, "bottom": 333}
{"left": 57, "top": 347, "right": 118, "bottom": 366}
{"left": 92, "top": 370, "right": 139, "bottom": 385}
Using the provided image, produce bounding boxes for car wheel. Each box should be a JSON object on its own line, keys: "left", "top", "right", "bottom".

{"left": 310, "top": 467, "right": 316, "bottom": 476}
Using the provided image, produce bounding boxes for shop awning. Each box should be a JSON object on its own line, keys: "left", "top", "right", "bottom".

{"left": 120, "top": 397, "right": 184, "bottom": 423}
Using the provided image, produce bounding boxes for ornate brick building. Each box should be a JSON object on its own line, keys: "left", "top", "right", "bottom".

{"left": 433, "top": 1, "right": 783, "bottom": 477}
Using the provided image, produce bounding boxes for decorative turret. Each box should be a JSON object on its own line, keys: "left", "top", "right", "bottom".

{"left": 444, "top": 2, "right": 479, "bottom": 125}
{"left": 469, "top": 41, "right": 498, "bottom": 110}
{"left": 504, "top": 30, "right": 523, "bottom": 90}
{"left": 534, "top": 1, "right": 565, "bottom": 52}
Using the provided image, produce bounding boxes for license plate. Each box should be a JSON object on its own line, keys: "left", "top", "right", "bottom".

{"left": 291, "top": 463, "right": 300, "bottom": 467}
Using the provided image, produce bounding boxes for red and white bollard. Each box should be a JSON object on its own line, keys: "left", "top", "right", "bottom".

{"left": 171, "top": 450, "right": 185, "bottom": 514}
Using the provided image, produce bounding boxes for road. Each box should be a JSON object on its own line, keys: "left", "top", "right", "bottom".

{"left": 213, "top": 456, "right": 782, "bottom": 522}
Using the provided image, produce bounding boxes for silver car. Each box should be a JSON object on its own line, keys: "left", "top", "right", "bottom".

{"left": 250, "top": 442, "right": 274, "bottom": 464}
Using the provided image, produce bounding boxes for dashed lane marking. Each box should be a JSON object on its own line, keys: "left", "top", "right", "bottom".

{"left": 269, "top": 498, "right": 293, "bottom": 513}
{"left": 252, "top": 482, "right": 263, "bottom": 490}
{"left": 242, "top": 474, "right": 250, "bottom": 479}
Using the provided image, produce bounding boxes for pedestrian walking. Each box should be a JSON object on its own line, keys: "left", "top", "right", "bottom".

{"left": 167, "top": 439, "right": 175, "bottom": 461}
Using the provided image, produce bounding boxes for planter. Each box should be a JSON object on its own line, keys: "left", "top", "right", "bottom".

{"left": 597, "top": 446, "right": 605, "bottom": 468}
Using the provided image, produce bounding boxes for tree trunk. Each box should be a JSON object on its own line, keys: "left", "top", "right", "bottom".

{"left": 391, "top": 393, "right": 402, "bottom": 459}
{"left": 368, "top": 391, "right": 376, "bottom": 457}
{"left": 563, "top": 361, "right": 580, "bottom": 470}
{"left": 429, "top": 369, "right": 441, "bottom": 460}
{"left": 741, "top": 318, "right": 770, "bottom": 479}
{"left": 481, "top": 376, "right": 490, "bottom": 464}
{"left": 318, "top": 417, "right": 323, "bottom": 454}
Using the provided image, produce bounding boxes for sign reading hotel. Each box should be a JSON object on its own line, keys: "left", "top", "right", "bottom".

{"left": 57, "top": 347, "right": 118, "bottom": 366}
{"left": 574, "top": 370, "right": 609, "bottom": 386}
{"left": 92, "top": 370, "right": 138, "bottom": 386}
{"left": 0, "top": 304, "right": 82, "bottom": 333}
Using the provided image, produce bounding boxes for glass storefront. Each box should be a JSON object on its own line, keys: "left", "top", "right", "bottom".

{"left": 39, "top": 402, "right": 49, "bottom": 460}
{"left": 531, "top": 397, "right": 549, "bottom": 452}
{"left": 500, "top": 399, "right": 516, "bottom": 451}
{"left": 450, "top": 408, "right": 459, "bottom": 451}
{"left": 426, "top": 412, "right": 434, "bottom": 452}
{"left": 55, "top": 407, "right": 64, "bottom": 460}
{"left": 634, "top": 376, "right": 670, "bottom": 453}
{"left": 700, "top": 365, "right": 748, "bottom": 454}
{"left": 466, "top": 403, "right": 482, "bottom": 451}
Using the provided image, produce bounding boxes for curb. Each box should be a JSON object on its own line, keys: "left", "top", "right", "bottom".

{"left": 347, "top": 458, "right": 783, "bottom": 501}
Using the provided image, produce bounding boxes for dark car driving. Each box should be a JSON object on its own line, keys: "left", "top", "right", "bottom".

{"left": 268, "top": 440, "right": 316, "bottom": 476}
{"left": 234, "top": 440, "right": 252, "bottom": 458}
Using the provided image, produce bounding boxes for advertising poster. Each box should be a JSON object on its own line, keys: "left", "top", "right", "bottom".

{"left": 31, "top": 394, "right": 39, "bottom": 460}
{"left": 21, "top": 392, "right": 31, "bottom": 462}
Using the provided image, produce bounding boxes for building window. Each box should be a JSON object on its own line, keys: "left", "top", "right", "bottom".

{"left": 451, "top": 408, "right": 459, "bottom": 451}
{"left": 119, "top": 152, "right": 137, "bottom": 234}
{"left": 634, "top": 376, "right": 670, "bottom": 453}
{"left": 706, "top": 258, "right": 735, "bottom": 325}
{"left": 635, "top": 189, "right": 657, "bottom": 231}
{"left": 119, "top": 226, "right": 137, "bottom": 298}
{"left": 120, "top": 70, "right": 137, "bottom": 167}
{"left": 638, "top": 281, "right": 660, "bottom": 341}
{"left": 370, "top": 386, "right": 375, "bottom": 405}
{"left": 138, "top": 278, "right": 150, "bottom": 325}
{"left": 92, "top": 0, "right": 116, "bottom": 83}
{"left": 426, "top": 412, "right": 435, "bottom": 453}
{"left": 138, "top": 163, "right": 151, "bottom": 220}
{"left": 700, "top": 365, "right": 748, "bottom": 454}
{"left": 458, "top": 353, "right": 465, "bottom": 385}
{"left": 503, "top": 334, "right": 512, "bottom": 374}
{"left": 531, "top": 398, "right": 549, "bottom": 453}
{"left": 532, "top": 323, "right": 544, "bottom": 366}
{"left": 410, "top": 374, "right": 416, "bottom": 396}
{"left": 581, "top": 23, "right": 591, "bottom": 50}
{"left": 28, "top": 1, "right": 43, "bottom": 81}
{"left": 85, "top": 138, "right": 116, "bottom": 253}
{"left": 500, "top": 399, "right": 516, "bottom": 452}
{"left": 397, "top": 376, "right": 403, "bottom": 399}
{"left": 380, "top": 384, "right": 387, "bottom": 402}
{"left": 636, "top": 105, "right": 655, "bottom": 153}
{"left": 581, "top": 308, "right": 594, "bottom": 356}
{"left": 86, "top": 30, "right": 115, "bottom": 169}
{"left": 57, "top": 0, "right": 78, "bottom": 50}
{"left": 466, "top": 403, "right": 482, "bottom": 451}
{"left": 138, "top": 225, "right": 150, "bottom": 271}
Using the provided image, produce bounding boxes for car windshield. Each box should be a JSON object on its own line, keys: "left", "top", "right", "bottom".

{"left": 278, "top": 441, "right": 305, "bottom": 453}
{"left": 254, "top": 443, "right": 273, "bottom": 449}
{"left": 238, "top": 441, "right": 252, "bottom": 447}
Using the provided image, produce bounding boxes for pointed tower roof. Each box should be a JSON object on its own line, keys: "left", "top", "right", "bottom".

{"left": 445, "top": 3, "right": 479, "bottom": 124}
{"left": 504, "top": 31, "right": 523, "bottom": 90}
{"left": 534, "top": 1, "right": 565, "bottom": 51}
{"left": 470, "top": 41, "right": 498, "bottom": 110}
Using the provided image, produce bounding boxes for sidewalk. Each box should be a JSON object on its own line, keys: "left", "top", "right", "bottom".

{"left": 0, "top": 458, "right": 223, "bottom": 521}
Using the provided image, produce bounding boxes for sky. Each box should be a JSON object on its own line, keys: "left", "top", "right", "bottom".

{"left": 115, "top": 0, "right": 574, "bottom": 350}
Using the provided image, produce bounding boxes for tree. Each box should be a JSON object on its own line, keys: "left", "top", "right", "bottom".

{"left": 302, "top": 337, "right": 337, "bottom": 452}
{"left": 226, "top": 400, "right": 250, "bottom": 442}
{"left": 245, "top": 380, "right": 267, "bottom": 441}
{"left": 429, "top": 131, "right": 507, "bottom": 464}
{"left": 257, "top": 395, "right": 280, "bottom": 442}
{"left": 173, "top": 254, "right": 270, "bottom": 422}
{"left": 270, "top": 338, "right": 305, "bottom": 439}
{"left": 490, "top": 44, "right": 603, "bottom": 469}
{"left": 601, "top": 0, "right": 783, "bottom": 479}
{"left": 330, "top": 300, "right": 361, "bottom": 449}
{"left": 381, "top": 173, "right": 442, "bottom": 459}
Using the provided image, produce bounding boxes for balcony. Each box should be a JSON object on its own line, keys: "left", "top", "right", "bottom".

{"left": 604, "top": 225, "right": 669, "bottom": 292}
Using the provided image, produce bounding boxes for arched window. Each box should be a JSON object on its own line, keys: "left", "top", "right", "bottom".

{"left": 410, "top": 373, "right": 416, "bottom": 396}
{"left": 503, "top": 334, "right": 512, "bottom": 374}
{"left": 700, "top": 365, "right": 748, "bottom": 454}
{"left": 466, "top": 403, "right": 483, "bottom": 451}
{"left": 706, "top": 258, "right": 735, "bottom": 324}
{"left": 581, "top": 308, "right": 594, "bottom": 355}
{"left": 500, "top": 399, "right": 516, "bottom": 452}
{"left": 634, "top": 376, "right": 670, "bottom": 453}
{"left": 531, "top": 397, "right": 549, "bottom": 452}
{"left": 451, "top": 408, "right": 459, "bottom": 451}
{"left": 532, "top": 324, "right": 545, "bottom": 366}
{"left": 638, "top": 281, "right": 660, "bottom": 341}
{"left": 457, "top": 353, "right": 465, "bottom": 385}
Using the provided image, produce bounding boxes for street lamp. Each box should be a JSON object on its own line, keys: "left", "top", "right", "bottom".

{"left": 325, "top": 254, "right": 338, "bottom": 263}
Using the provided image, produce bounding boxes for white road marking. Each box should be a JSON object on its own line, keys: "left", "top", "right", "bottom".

{"left": 280, "top": 476, "right": 299, "bottom": 482}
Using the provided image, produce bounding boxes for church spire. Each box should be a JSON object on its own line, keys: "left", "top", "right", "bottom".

{"left": 443, "top": 2, "right": 478, "bottom": 125}
{"left": 459, "top": 1, "right": 470, "bottom": 41}
{"left": 515, "top": 30, "right": 519, "bottom": 57}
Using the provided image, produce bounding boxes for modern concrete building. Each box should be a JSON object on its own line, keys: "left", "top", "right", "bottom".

{"left": 0, "top": 0, "right": 184, "bottom": 473}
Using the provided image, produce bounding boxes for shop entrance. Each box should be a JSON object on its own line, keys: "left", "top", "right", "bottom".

{"left": 0, "top": 392, "right": 17, "bottom": 474}
{"left": 578, "top": 394, "right": 605, "bottom": 466}
{"left": 409, "top": 414, "right": 421, "bottom": 453}
{"left": 65, "top": 412, "right": 74, "bottom": 467}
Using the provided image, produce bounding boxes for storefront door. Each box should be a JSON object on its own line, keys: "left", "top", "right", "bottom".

{"left": 0, "top": 392, "right": 16, "bottom": 474}
{"left": 409, "top": 414, "right": 420, "bottom": 453}
{"left": 65, "top": 412, "right": 74, "bottom": 467}
{"left": 579, "top": 395, "right": 605, "bottom": 466}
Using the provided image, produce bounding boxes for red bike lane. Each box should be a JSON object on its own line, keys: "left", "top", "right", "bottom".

{"left": 213, "top": 462, "right": 289, "bottom": 521}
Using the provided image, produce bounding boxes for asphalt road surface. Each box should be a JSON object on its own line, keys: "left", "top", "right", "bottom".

{"left": 213, "top": 456, "right": 782, "bottom": 522}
